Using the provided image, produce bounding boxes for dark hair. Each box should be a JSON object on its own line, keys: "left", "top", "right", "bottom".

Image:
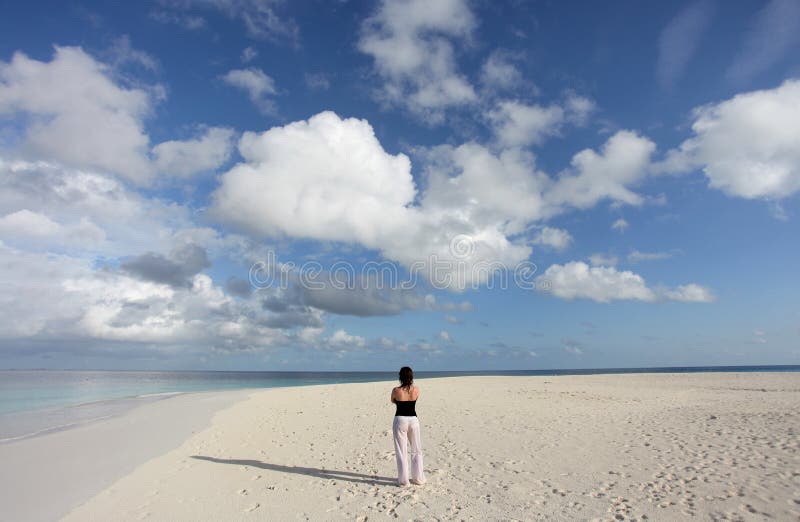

{"left": 399, "top": 366, "right": 413, "bottom": 389}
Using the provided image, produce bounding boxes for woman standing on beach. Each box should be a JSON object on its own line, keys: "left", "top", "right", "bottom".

{"left": 390, "top": 366, "right": 426, "bottom": 486}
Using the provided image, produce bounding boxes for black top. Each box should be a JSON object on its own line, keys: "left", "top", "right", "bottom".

{"left": 394, "top": 400, "right": 417, "bottom": 417}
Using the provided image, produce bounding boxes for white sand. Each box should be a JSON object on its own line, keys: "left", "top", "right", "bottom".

{"left": 0, "top": 389, "right": 252, "bottom": 522}
{"left": 57, "top": 373, "right": 800, "bottom": 521}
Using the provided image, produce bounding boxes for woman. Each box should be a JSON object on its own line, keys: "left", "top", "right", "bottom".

{"left": 390, "top": 366, "right": 426, "bottom": 486}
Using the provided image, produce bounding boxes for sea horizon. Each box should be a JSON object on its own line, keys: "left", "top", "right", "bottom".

{"left": 2, "top": 365, "right": 799, "bottom": 443}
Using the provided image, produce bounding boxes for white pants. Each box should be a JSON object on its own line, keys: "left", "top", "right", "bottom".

{"left": 392, "top": 416, "right": 425, "bottom": 485}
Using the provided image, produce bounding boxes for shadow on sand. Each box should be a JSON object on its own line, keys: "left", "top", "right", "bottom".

{"left": 191, "top": 455, "right": 397, "bottom": 486}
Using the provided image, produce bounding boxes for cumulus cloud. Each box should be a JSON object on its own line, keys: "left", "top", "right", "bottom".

{"left": 326, "top": 329, "right": 366, "bottom": 349}
{"left": 253, "top": 265, "right": 470, "bottom": 317}
{"left": 486, "top": 101, "right": 565, "bottom": 148}
{"left": 486, "top": 94, "right": 594, "bottom": 148}
{"left": 210, "top": 111, "right": 415, "bottom": 244}
{"left": 153, "top": 127, "right": 235, "bottom": 177}
{"left": 358, "top": 0, "right": 476, "bottom": 122}
{"left": 656, "top": 0, "right": 714, "bottom": 89}
{"left": 531, "top": 226, "right": 572, "bottom": 251}
{"left": 0, "top": 158, "right": 215, "bottom": 257}
{"left": 0, "top": 209, "right": 62, "bottom": 237}
{"left": 0, "top": 46, "right": 156, "bottom": 184}
{"left": 221, "top": 67, "right": 278, "bottom": 114}
{"left": 658, "top": 79, "right": 800, "bottom": 199}
{"left": 209, "top": 112, "right": 540, "bottom": 288}
{"left": 209, "top": 112, "right": 679, "bottom": 290}
{"left": 0, "top": 244, "right": 296, "bottom": 351}
{"left": 121, "top": 243, "right": 211, "bottom": 288}
{"left": 0, "top": 209, "right": 105, "bottom": 250}
{"left": 225, "top": 276, "right": 253, "bottom": 297}
{"left": 547, "top": 131, "right": 656, "bottom": 209}
{"left": 292, "top": 279, "right": 435, "bottom": 317}
{"left": 536, "top": 261, "right": 714, "bottom": 303}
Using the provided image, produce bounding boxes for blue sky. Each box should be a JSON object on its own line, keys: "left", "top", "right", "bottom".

{"left": 0, "top": 0, "right": 798, "bottom": 370}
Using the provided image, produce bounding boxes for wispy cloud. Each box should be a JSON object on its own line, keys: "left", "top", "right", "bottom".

{"left": 726, "top": 0, "right": 800, "bottom": 83}
{"left": 656, "top": 0, "right": 715, "bottom": 89}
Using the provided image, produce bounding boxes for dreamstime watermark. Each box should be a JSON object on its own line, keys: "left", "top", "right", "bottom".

{"left": 248, "top": 234, "right": 552, "bottom": 292}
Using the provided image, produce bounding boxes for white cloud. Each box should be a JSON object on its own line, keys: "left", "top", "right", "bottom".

{"left": 0, "top": 46, "right": 156, "bottom": 184}
{"left": 209, "top": 111, "right": 681, "bottom": 290}
{"left": 480, "top": 51, "right": 523, "bottom": 90}
{"left": 0, "top": 243, "right": 294, "bottom": 350}
{"left": 611, "top": 218, "right": 629, "bottom": 232}
{"left": 418, "top": 142, "right": 552, "bottom": 234}
{"left": 660, "top": 283, "right": 715, "bottom": 303}
{"left": 536, "top": 261, "right": 714, "bottom": 303}
{"left": 326, "top": 329, "right": 366, "bottom": 349}
{"left": 211, "top": 112, "right": 547, "bottom": 289}
{"left": 221, "top": 67, "right": 278, "bottom": 114}
{"left": 153, "top": 127, "right": 235, "bottom": 177}
{"left": 438, "top": 330, "right": 452, "bottom": 342}
{"left": 658, "top": 79, "right": 800, "bottom": 199}
{"left": 486, "top": 94, "right": 594, "bottom": 148}
{"left": 726, "top": 0, "right": 800, "bottom": 83}
{"left": 241, "top": 46, "right": 258, "bottom": 63}
{"left": 157, "top": 0, "right": 298, "bottom": 43}
{"left": 588, "top": 253, "right": 618, "bottom": 267}
{"left": 0, "top": 209, "right": 105, "bottom": 250}
{"left": 547, "top": 131, "right": 656, "bottom": 209}
{"left": 656, "top": 0, "right": 714, "bottom": 88}
{"left": 0, "top": 209, "right": 61, "bottom": 237}
{"left": 358, "top": 0, "right": 476, "bottom": 122}
{"left": 627, "top": 249, "right": 674, "bottom": 263}
{"left": 487, "top": 101, "right": 565, "bottom": 148}
{"left": 531, "top": 226, "right": 572, "bottom": 251}
{"left": 210, "top": 111, "right": 415, "bottom": 245}
{"left": 107, "top": 35, "right": 159, "bottom": 72}
{"left": 563, "top": 92, "right": 596, "bottom": 126}
{"left": 538, "top": 261, "right": 655, "bottom": 302}
{"left": 0, "top": 158, "right": 190, "bottom": 256}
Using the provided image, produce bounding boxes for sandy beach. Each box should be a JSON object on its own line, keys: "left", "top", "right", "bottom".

{"left": 5, "top": 373, "right": 800, "bottom": 521}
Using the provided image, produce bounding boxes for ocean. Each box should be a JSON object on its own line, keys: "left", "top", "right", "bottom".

{"left": 1, "top": 366, "right": 798, "bottom": 442}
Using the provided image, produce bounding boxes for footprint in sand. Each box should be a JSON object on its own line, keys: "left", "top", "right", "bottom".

{"left": 244, "top": 502, "right": 260, "bottom": 513}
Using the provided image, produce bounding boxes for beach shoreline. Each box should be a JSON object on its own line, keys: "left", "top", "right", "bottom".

{"left": 2, "top": 372, "right": 798, "bottom": 521}
{"left": 0, "top": 387, "right": 257, "bottom": 522}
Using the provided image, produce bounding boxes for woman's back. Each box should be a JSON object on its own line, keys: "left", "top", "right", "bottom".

{"left": 393, "top": 385, "right": 419, "bottom": 416}
{"left": 393, "top": 385, "right": 419, "bottom": 402}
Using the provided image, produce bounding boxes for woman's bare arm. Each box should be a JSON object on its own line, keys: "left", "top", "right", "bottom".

{"left": 390, "top": 387, "right": 396, "bottom": 404}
